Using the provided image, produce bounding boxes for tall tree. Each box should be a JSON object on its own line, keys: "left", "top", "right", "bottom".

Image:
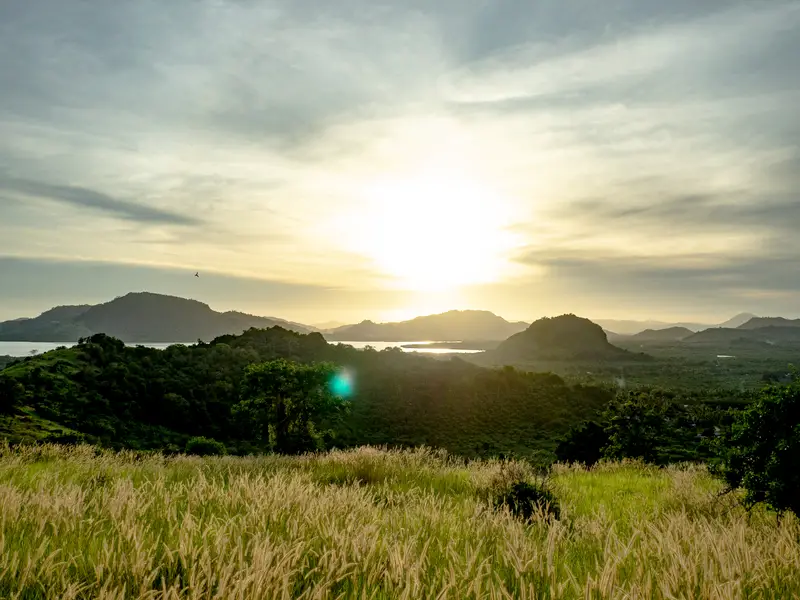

{"left": 711, "top": 383, "right": 800, "bottom": 517}
{"left": 234, "top": 359, "right": 349, "bottom": 454}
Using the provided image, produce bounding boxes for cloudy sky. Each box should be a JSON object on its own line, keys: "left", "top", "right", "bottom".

{"left": 1, "top": 0, "right": 798, "bottom": 324}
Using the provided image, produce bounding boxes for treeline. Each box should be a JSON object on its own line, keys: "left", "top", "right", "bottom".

{"left": 0, "top": 329, "right": 612, "bottom": 460}
{"left": 555, "top": 388, "right": 747, "bottom": 465}
{"left": 555, "top": 383, "right": 800, "bottom": 518}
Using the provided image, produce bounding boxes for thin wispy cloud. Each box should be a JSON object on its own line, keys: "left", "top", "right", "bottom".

{"left": 1, "top": 178, "right": 201, "bottom": 226}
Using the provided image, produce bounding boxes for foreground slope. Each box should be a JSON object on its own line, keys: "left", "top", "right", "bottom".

{"left": 0, "top": 444, "right": 796, "bottom": 599}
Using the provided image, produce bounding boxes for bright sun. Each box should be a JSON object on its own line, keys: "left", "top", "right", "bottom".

{"left": 351, "top": 168, "right": 521, "bottom": 292}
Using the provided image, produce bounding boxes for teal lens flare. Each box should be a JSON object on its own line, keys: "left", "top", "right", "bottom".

{"left": 329, "top": 369, "right": 354, "bottom": 398}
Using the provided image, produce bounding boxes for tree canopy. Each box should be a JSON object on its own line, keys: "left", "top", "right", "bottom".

{"left": 711, "top": 382, "right": 800, "bottom": 516}
{"left": 234, "top": 359, "right": 348, "bottom": 454}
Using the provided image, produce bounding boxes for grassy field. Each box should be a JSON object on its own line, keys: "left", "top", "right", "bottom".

{"left": 0, "top": 445, "right": 798, "bottom": 599}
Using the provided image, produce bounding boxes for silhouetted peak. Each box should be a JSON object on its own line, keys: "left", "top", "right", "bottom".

{"left": 495, "top": 314, "right": 636, "bottom": 361}
{"left": 110, "top": 291, "right": 211, "bottom": 310}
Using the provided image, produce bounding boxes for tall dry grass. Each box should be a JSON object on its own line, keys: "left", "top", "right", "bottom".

{"left": 0, "top": 443, "right": 797, "bottom": 599}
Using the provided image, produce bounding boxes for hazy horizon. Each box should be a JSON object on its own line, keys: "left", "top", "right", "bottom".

{"left": 2, "top": 1, "right": 798, "bottom": 324}
{"left": 0, "top": 285, "right": 784, "bottom": 330}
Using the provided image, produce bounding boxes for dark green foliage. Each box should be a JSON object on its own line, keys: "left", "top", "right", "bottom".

{"left": 47, "top": 431, "right": 88, "bottom": 445}
{"left": 711, "top": 383, "right": 800, "bottom": 517}
{"left": 556, "top": 389, "right": 737, "bottom": 466}
{"left": 185, "top": 436, "right": 227, "bottom": 456}
{"left": 555, "top": 420, "right": 609, "bottom": 466}
{"left": 234, "top": 359, "right": 345, "bottom": 454}
{"left": 0, "top": 377, "right": 25, "bottom": 414}
{"left": 494, "top": 480, "right": 561, "bottom": 521}
{"left": 601, "top": 390, "right": 728, "bottom": 465}
{"left": 602, "top": 391, "right": 673, "bottom": 464}
{"left": 0, "top": 327, "right": 612, "bottom": 459}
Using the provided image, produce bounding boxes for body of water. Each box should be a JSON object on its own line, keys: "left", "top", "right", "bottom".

{"left": 0, "top": 340, "right": 483, "bottom": 357}
{"left": 333, "top": 341, "right": 483, "bottom": 354}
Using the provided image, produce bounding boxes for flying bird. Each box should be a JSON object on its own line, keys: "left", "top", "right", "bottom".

{"left": 194, "top": 272, "right": 199, "bottom": 278}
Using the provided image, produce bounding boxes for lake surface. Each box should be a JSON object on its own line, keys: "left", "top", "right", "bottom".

{"left": 333, "top": 341, "right": 483, "bottom": 354}
{"left": 0, "top": 340, "right": 483, "bottom": 357}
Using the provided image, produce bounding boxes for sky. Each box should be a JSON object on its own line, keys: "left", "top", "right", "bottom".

{"left": 1, "top": 0, "right": 799, "bottom": 324}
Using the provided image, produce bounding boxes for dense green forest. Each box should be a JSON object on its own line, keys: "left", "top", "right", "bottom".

{"left": 0, "top": 328, "right": 615, "bottom": 461}
{"left": 1, "top": 325, "right": 786, "bottom": 467}
{"left": 473, "top": 348, "right": 798, "bottom": 392}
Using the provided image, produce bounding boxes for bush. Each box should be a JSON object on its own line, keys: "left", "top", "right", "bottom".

{"left": 555, "top": 420, "right": 608, "bottom": 466}
{"left": 485, "top": 461, "right": 560, "bottom": 521}
{"left": 711, "top": 383, "right": 800, "bottom": 517}
{"left": 0, "top": 376, "right": 25, "bottom": 414}
{"left": 494, "top": 480, "right": 561, "bottom": 521}
{"left": 185, "top": 436, "right": 227, "bottom": 456}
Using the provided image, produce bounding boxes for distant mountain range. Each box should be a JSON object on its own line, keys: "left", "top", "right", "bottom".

{"left": 625, "top": 327, "right": 695, "bottom": 343}
{"left": 325, "top": 310, "right": 529, "bottom": 342}
{"left": 682, "top": 324, "right": 800, "bottom": 346}
{"left": 0, "top": 292, "right": 311, "bottom": 343}
{"left": 3, "top": 292, "right": 796, "bottom": 356}
{"left": 736, "top": 317, "right": 800, "bottom": 330}
{"left": 312, "top": 321, "right": 348, "bottom": 330}
{"left": 608, "top": 316, "right": 800, "bottom": 350}
{"left": 596, "top": 313, "right": 757, "bottom": 335}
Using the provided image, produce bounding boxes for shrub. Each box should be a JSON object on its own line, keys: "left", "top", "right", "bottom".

{"left": 555, "top": 420, "right": 608, "bottom": 466}
{"left": 0, "top": 376, "right": 25, "bottom": 414}
{"left": 185, "top": 436, "right": 227, "bottom": 456}
{"left": 711, "top": 383, "right": 800, "bottom": 517}
{"left": 485, "top": 461, "right": 560, "bottom": 521}
{"left": 494, "top": 480, "right": 561, "bottom": 521}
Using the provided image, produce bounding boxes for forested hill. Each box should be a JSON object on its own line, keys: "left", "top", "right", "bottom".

{"left": 0, "top": 292, "right": 312, "bottom": 342}
{"left": 0, "top": 327, "right": 611, "bottom": 460}
{"left": 495, "top": 314, "right": 643, "bottom": 361}
{"left": 325, "top": 310, "right": 529, "bottom": 342}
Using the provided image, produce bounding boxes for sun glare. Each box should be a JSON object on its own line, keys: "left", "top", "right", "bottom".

{"left": 350, "top": 169, "right": 521, "bottom": 292}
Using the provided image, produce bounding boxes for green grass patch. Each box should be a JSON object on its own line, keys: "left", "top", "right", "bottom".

{"left": 0, "top": 445, "right": 796, "bottom": 599}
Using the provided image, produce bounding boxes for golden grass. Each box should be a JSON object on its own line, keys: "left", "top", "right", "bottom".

{"left": 0, "top": 444, "right": 797, "bottom": 599}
